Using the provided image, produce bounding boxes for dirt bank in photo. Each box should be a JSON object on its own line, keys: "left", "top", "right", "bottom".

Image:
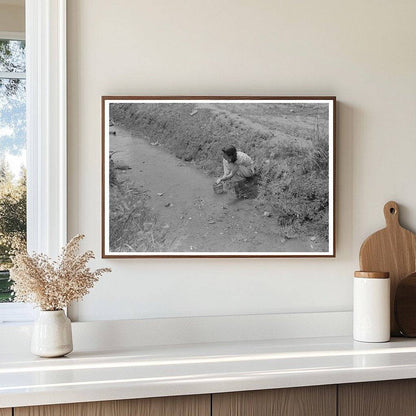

{"left": 109, "top": 126, "right": 327, "bottom": 253}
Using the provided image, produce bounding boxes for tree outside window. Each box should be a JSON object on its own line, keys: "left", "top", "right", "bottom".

{"left": 0, "top": 38, "right": 26, "bottom": 302}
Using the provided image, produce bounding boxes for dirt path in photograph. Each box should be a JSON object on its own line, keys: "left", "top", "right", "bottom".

{"left": 111, "top": 128, "right": 320, "bottom": 253}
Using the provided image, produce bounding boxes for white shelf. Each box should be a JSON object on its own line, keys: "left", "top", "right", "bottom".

{"left": 2, "top": 335, "right": 416, "bottom": 408}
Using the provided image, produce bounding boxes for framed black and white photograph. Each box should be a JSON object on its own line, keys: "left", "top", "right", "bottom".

{"left": 102, "top": 96, "right": 336, "bottom": 258}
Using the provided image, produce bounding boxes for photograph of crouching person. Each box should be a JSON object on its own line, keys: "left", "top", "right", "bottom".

{"left": 216, "top": 145, "right": 256, "bottom": 185}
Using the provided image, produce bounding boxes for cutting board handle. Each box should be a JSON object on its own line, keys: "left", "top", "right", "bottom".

{"left": 384, "top": 201, "right": 400, "bottom": 228}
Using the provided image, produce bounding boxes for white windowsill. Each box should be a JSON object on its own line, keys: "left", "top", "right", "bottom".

{"left": 0, "top": 303, "right": 35, "bottom": 324}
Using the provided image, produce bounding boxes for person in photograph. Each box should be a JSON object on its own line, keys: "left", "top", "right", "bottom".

{"left": 216, "top": 145, "right": 255, "bottom": 184}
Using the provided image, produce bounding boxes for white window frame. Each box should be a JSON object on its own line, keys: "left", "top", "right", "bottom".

{"left": 0, "top": 0, "right": 67, "bottom": 323}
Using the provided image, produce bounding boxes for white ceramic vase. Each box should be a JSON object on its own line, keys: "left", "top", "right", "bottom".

{"left": 31, "top": 310, "right": 73, "bottom": 357}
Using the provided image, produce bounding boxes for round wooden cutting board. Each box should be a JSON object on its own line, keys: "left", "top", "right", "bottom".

{"left": 359, "top": 201, "right": 416, "bottom": 336}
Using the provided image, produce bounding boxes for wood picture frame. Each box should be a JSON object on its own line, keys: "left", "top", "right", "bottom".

{"left": 102, "top": 96, "right": 336, "bottom": 258}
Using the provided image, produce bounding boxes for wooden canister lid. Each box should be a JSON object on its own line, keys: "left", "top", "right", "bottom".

{"left": 354, "top": 271, "right": 390, "bottom": 279}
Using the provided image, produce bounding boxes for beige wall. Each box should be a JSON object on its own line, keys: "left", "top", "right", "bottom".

{"left": 0, "top": 4, "right": 24, "bottom": 33}
{"left": 67, "top": 0, "right": 416, "bottom": 321}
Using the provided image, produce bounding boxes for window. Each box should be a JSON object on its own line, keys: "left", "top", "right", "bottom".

{"left": 0, "top": 34, "right": 26, "bottom": 306}
{"left": 0, "top": 0, "right": 67, "bottom": 324}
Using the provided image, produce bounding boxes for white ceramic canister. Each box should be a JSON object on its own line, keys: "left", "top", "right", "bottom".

{"left": 353, "top": 271, "right": 390, "bottom": 343}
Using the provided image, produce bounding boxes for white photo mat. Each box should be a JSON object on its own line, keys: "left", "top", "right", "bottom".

{"left": 102, "top": 97, "right": 335, "bottom": 258}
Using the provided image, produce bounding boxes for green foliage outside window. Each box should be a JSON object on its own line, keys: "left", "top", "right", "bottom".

{"left": 0, "top": 161, "right": 26, "bottom": 302}
{"left": 0, "top": 39, "right": 27, "bottom": 302}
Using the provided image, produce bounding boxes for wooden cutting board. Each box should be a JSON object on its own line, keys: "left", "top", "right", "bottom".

{"left": 359, "top": 201, "right": 416, "bottom": 336}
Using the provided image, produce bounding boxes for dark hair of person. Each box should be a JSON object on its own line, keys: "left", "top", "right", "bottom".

{"left": 222, "top": 145, "right": 237, "bottom": 163}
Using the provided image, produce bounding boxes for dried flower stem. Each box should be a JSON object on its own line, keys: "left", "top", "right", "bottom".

{"left": 10, "top": 234, "right": 111, "bottom": 310}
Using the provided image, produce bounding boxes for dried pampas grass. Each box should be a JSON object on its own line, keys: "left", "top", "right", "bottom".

{"left": 10, "top": 234, "right": 111, "bottom": 311}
